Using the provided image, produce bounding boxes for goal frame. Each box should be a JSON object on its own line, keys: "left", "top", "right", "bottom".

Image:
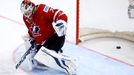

{"left": 76, "top": 0, "right": 80, "bottom": 44}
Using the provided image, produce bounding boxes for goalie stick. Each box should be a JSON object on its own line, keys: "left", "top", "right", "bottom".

{"left": 16, "top": 45, "right": 38, "bottom": 69}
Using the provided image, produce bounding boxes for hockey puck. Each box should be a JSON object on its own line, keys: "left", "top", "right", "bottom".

{"left": 116, "top": 46, "right": 121, "bottom": 49}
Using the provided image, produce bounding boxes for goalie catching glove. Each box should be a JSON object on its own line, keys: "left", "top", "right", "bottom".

{"left": 52, "top": 20, "right": 67, "bottom": 37}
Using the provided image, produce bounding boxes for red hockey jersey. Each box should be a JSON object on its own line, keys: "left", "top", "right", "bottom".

{"left": 23, "top": 4, "right": 68, "bottom": 44}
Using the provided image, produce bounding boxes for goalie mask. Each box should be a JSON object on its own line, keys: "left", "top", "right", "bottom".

{"left": 20, "top": 1, "right": 35, "bottom": 18}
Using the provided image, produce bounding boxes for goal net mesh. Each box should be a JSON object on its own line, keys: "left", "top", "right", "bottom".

{"left": 78, "top": 0, "right": 134, "bottom": 43}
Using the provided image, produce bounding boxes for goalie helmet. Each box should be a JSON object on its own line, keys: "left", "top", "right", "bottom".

{"left": 20, "top": 1, "right": 35, "bottom": 18}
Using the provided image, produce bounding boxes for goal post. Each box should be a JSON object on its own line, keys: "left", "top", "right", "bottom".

{"left": 76, "top": 0, "right": 80, "bottom": 44}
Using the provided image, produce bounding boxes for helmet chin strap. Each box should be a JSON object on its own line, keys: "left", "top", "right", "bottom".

{"left": 24, "top": 12, "right": 32, "bottom": 19}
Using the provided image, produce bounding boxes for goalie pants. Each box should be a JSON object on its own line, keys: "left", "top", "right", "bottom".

{"left": 42, "top": 34, "right": 65, "bottom": 53}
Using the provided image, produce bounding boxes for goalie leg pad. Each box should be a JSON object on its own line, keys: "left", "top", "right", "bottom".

{"left": 34, "top": 47, "right": 77, "bottom": 75}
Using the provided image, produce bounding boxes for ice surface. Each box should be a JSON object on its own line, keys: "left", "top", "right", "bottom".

{"left": 13, "top": 43, "right": 134, "bottom": 75}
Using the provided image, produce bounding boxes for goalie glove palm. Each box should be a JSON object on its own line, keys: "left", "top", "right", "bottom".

{"left": 52, "top": 20, "right": 67, "bottom": 37}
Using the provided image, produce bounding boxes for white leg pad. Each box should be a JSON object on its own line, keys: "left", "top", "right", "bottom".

{"left": 34, "top": 47, "right": 77, "bottom": 74}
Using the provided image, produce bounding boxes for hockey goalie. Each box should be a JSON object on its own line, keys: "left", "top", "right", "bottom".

{"left": 15, "top": 0, "right": 78, "bottom": 75}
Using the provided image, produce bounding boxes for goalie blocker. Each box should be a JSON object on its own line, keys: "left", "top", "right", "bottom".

{"left": 34, "top": 46, "right": 78, "bottom": 75}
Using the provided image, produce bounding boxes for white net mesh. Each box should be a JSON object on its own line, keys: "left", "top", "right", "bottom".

{"left": 78, "top": 0, "right": 134, "bottom": 43}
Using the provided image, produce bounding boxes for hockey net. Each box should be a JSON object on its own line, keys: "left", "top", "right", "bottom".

{"left": 76, "top": 0, "right": 134, "bottom": 44}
